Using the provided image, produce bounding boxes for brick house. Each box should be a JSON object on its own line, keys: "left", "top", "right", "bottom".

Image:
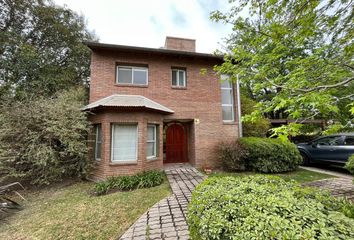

{"left": 84, "top": 37, "right": 240, "bottom": 180}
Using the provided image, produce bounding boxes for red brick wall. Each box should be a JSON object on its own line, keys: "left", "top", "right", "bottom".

{"left": 89, "top": 110, "right": 164, "bottom": 180}
{"left": 89, "top": 49, "right": 239, "bottom": 177}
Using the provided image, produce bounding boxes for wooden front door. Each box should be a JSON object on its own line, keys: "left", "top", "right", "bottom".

{"left": 165, "top": 123, "right": 187, "bottom": 163}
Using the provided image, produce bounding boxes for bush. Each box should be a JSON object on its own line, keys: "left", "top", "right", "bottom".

{"left": 345, "top": 154, "right": 354, "bottom": 175}
{"left": 345, "top": 154, "right": 354, "bottom": 183}
{"left": 93, "top": 170, "right": 164, "bottom": 196}
{"left": 187, "top": 176, "right": 354, "bottom": 240}
{"left": 240, "top": 137, "right": 302, "bottom": 173}
{"left": 241, "top": 95, "right": 270, "bottom": 137}
{"left": 218, "top": 141, "right": 248, "bottom": 171}
{"left": 0, "top": 88, "right": 91, "bottom": 185}
{"left": 242, "top": 117, "right": 271, "bottom": 138}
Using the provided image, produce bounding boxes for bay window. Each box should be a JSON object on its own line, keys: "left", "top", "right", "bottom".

{"left": 111, "top": 124, "right": 138, "bottom": 162}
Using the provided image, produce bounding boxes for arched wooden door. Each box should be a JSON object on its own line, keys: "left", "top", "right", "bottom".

{"left": 165, "top": 123, "right": 188, "bottom": 163}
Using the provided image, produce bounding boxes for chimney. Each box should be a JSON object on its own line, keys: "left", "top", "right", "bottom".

{"left": 164, "top": 36, "right": 196, "bottom": 52}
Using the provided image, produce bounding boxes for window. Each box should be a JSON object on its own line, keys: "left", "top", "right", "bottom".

{"left": 93, "top": 124, "right": 102, "bottom": 160}
{"left": 117, "top": 66, "right": 148, "bottom": 85}
{"left": 315, "top": 136, "right": 342, "bottom": 146}
{"left": 221, "top": 77, "right": 234, "bottom": 122}
{"left": 172, "top": 69, "right": 186, "bottom": 87}
{"left": 344, "top": 136, "right": 354, "bottom": 146}
{"left": 147, "top": 125, "right": 158, "bottom": 158}
{"left": 111, "top": 124, "right": 138, "bottom": 162}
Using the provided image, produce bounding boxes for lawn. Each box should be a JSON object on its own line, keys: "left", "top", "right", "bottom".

{"left": 0, "top": 180, "right": 171, "bottom": 240}
{"left": 210, "top": 168, "right": 335, "bottom": 183}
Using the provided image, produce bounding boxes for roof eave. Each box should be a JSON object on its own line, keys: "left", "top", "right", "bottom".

{"left": 82, "top": 105, "right": 174, "bottom": 115}
{"left": 83, "top": 41, "right": 224, "bottom": 61}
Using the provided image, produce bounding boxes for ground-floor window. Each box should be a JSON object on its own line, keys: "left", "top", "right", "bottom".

{"left": 111, "top": 124, "right": 138, "bottom": 162}
{"left": 147, "top": 124, "right": 158, "bottom": 158}
{"left": 93, "top": 124, "right": 102, "bottom": 160}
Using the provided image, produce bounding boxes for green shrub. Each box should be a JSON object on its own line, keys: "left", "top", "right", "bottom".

{"left": 241, "top": 95, "right": 271, "bottom": 137}
{"left": 345, "top": 154, "right": 354, "bottom": 175}
{"left": 345, "top": 154, "right": 354, "bottom": 184}
{"left": 242, "top": 118, "right": 271, "bottom": 137}
{"left": 187, "top": 176, "right": 354, "bottom": 240}
{"left": 240, "top": 137, "right": 302, "bottom": 173}
{"left": 0, "top": 88, "right": 90, "bottom": 185}
{"left": 93, "top": 170, "right": 164, "bottom": 196}
{"left": 218, "top": 141, "right": 248, "bottom": 171}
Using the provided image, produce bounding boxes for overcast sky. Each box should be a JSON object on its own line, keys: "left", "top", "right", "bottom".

{"left": 53, "top": 0, "right": 232, "bottom": 53}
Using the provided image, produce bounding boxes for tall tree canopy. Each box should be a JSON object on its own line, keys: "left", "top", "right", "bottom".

{"left": 212, "top": 0, "right": 354, "bottom": 137}
{"left": 0, "top": 0, "right": 96, "bottom": 100}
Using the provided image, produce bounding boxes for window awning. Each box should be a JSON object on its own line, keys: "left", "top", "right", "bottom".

{"left": 83, "top": 94, "right": 174, "bottom": 114}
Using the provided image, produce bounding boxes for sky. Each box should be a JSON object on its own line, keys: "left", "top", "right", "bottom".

{"left": 53, "top": 0, "right": 233, "bottom": 53}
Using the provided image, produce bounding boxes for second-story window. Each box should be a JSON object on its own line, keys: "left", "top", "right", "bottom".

{"left": 117, "top": 66, "right": 148, "bottom": 85}
{"left": 172, "top": 68, "right": 186, "bottom": 87}
{"left": 221, "top": 78, "right": 235, "bottom": 122}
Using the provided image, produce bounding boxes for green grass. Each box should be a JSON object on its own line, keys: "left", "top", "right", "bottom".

{"left": 210, "top": 168, "right": 335, "bottom": 183}
{"left": 0, "top": 181, "right": 171, "bottom": 240}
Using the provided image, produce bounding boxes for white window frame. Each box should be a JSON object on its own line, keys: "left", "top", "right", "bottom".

{"left": 147, "top": 125, "right": 157, "bottom": 159}
{"left": 111, "top": 124, "right": 138, "bottom": 162}
{"left": 171, "top": 69, "right": 186, "bottom": 87}
{"left": 94, "top": 124, "right": 102, "bottom": 161}
{"left": 221, "top": 80, "right": 235, "bottom": 122}
{"left": 116, "top": 65, "right": 148, "bottom": 85}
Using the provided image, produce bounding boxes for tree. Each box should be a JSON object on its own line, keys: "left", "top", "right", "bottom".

{"left": 0, "top": 0, "right": 96, "bottom": 101}
{"left": 212, "top": 0, "right": 354, "bottom": 138}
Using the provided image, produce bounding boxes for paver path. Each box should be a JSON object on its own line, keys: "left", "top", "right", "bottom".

{"left": 120, "top": 164, "right": 205, "bottom": 240}
{"left": 303, "top": 177, "right": 354, "bottom": 202}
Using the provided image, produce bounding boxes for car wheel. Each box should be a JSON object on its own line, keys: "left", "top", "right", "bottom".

{"left": 300, "top": 152, "right": 310, "bottom": 166}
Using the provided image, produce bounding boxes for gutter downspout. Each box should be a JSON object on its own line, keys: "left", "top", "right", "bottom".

{"left": 236, "top": 74, "right": 243, "bottom": 138}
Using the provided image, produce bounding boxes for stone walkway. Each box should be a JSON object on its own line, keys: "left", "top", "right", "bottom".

{"left": 119, "top": 164, "right": 205, "bottom": 240}
{"left": 303, "top": 177, "right": 354, "bottom": 202}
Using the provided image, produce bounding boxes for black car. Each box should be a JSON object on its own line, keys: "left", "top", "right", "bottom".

{"left": 297, "top": 133, "right": 354, "bottom": 165}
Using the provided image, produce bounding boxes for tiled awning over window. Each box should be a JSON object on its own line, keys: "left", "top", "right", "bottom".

{"left": 83, "top": 94, "right": 174, "bottom": 114}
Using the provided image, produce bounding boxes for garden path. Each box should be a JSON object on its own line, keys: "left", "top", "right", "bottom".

{"left": 119, "top": 164, "right": 205, "bottom": 240}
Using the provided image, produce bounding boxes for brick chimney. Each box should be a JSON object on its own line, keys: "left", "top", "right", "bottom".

{"left": 164, "top": 36, "right": 196, "bottom": 52}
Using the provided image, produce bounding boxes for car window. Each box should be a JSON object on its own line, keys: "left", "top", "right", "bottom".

{"left": 344, "top": 136, "right": 354, "bottom": 146}
{"left": 315, "top": 136, "right": 342, "bottom": 146}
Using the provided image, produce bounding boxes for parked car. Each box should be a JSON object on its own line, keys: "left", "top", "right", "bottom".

{"left": 297, "top": 133, "right": 354, "bottom": 165}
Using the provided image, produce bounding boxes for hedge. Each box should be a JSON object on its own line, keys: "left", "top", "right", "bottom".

{"left": 221, "top": 137, "right": 302, "bottom": 173}
{"left": 240, "top": 137, "right": 302, "bottom": 173}
{"left": 187, "top": 176, "right": 354, "bottom": 240}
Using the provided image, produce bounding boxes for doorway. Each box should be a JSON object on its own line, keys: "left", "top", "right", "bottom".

{"left": 164, "top": 123, "right": 188, "bottom": 163}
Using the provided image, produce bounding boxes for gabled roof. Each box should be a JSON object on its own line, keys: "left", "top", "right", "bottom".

{"left": 84, "top": 41, "right": 224, "bottom": 61}
{"left": 83, "top": 94, "right": 174, "bottom": 114}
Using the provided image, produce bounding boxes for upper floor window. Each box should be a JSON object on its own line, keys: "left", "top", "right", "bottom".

{"left": 221, "top": 78, "right": 234, "bottom": 122}
{"left": 116, "top": 66, "right": 148, "bottom": 85}
{"left": 172, "top": 68, "right": 186, "bottom": 87}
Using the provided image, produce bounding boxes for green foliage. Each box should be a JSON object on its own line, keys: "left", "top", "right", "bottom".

{"left": 240, "top": 137, "right": 302, "bottom": 173}
{"left": 218, "top": 141, "right": 248, "bottom": 171}
{"left": 0, "top": 88, "right": 90, "bottom": 185}
{"left": 0, "top": 0, "right": 96, "bottom": 100}
{"left": 345, "top": 155, "right": 354, "bottom": 183}
{"left": 241, "top": 95, "right": 271, "bottom": 137}
{"left": 93, "top": 171, "right": 164, "bottom": 196}
{"left": 187, "top": 176, "right": 354, "bottom": 240}
{"left": 212, "top": 0, "right": 354, "bottom": 136}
